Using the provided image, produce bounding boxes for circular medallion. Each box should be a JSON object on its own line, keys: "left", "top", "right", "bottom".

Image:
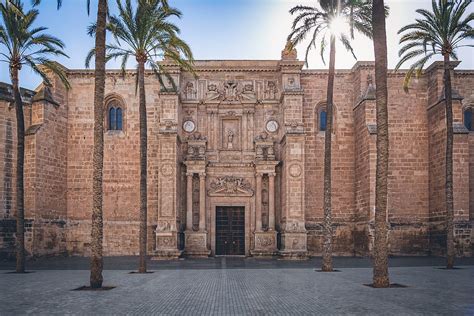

{"left": 289, "top": 164, "right": 302, "bottom": 178}
{"left": 266, "top": 120, "right": 279, "bottom": 133}
{"left": 183, "top": 120, "right": 195, "bottom": 133}
{"left": 161, "top": 163, "right": 174, "bottom": 177}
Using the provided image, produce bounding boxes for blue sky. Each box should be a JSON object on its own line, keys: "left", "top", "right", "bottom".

{"left": 1, "top": 0, "right": 473, "bottom": 90}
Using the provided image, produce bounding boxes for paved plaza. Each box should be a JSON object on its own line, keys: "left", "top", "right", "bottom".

{"left": 1, "top": 257, "right": 473, "bottom": 315}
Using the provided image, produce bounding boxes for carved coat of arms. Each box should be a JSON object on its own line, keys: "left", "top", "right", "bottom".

{"left": 208, "top": 176, "right": 254, "bottom": 196}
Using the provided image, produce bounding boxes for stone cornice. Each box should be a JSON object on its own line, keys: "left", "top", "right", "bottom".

{"left": 425, "top": 60, "right": 461, "bottom": 73}
{"left": 64, "top": 60, "right": 473, "bottom": 77}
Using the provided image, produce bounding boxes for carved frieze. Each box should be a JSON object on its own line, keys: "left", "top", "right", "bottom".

{"left": 208, "top": 176, "right": 254, "bottom": 196}
{"left": 193, "top": 80, "right": 262, "bottom": 103}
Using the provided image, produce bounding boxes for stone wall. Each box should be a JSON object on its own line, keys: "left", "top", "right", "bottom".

{"left": 65, "top": 72, "right": 162, "bottom": 256}
{"left": 1, "top": 60, "right": 473, "bottom": 258}
{"left": 0, "top": 99, "right": 17, "bottom": 258}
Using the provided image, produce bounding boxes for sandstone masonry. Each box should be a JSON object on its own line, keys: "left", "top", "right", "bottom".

{"left": 1, "top": 46, "right": 473, "bottom": 258}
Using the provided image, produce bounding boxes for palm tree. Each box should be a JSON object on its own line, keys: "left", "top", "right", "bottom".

{"left": 395, "top": 0, "right": 473, "bottom": 269}
{"left": 87, "top": 0, "right": 194, "bottom": 273}
{"left": 288, "top": 0, "right": 372, "bottom": 272}
{"left": 0, "top": 0, "right": 69, "bottom": 273}
{"left": 372, "top": 0, "right": 390, "bottom": 288}
{"left": 32, "top": 0, "right": 108, "bottom": 288}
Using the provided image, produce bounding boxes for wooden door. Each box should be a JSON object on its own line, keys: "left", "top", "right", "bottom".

{"left": 215, "top": 206, "right": 245, "bottom": 255}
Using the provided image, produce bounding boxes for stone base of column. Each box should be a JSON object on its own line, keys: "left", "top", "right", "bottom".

{"left": 184, "top": 231, "right": 211, "bottom": 257}
{"left": 151, "top": 231, "right": 183, "bottom": 260}
{"left": 251, "top": 231, "right": 278, "bottom": 257}
{"left": 279, "top": 232, "right": 308, "bottom": 260}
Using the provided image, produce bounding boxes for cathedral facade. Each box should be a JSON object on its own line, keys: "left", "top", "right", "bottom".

{"left": 1, "top": 46, "right": 473, "bottom": 259}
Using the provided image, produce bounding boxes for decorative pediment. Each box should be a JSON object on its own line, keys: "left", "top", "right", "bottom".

{"left": 208, "top": 176, "right": 254, "bottom": 197}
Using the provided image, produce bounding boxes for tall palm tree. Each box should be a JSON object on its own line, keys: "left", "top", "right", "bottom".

{"left": 288, "top": 0, "right": 372, "bottom": 272}
{"left": 0, "top": 0, "right": 69, "bottom": 273}
{"left": 395, "top": 0, "right": 473, "bottom": 269}
{"left": 87, "top": 0, "right": 194, "bottom": 273}
{"left": 372, "top": 0, "right": 390, "bottom": 288}
{"left": 32, "top": 0, "right": 108, "bottom": 288}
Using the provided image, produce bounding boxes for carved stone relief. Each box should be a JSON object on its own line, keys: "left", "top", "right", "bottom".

{"left": 157, "top": 220, "right": 174, "bottom": 232}
{"left": 256, "top": 236, "right": 275, "bottom": 248}
{"left": 183, "top": 81, "right": 197, "bottom": 100}
{"left": 288, "top": 164, "right": 302, "bottom": 178}
{"left": 208, "top": 176, "right": 254, "bottom": 196}
{"left": 223, "top": 80, "right": 239, "bottom": 101}
{"left": 186, "top": 132, "right": 207, "bottom": 161}
{"left": 264, "top": 81, "right": 278, "bottom": 100}
{"left": 255, "top": 132, "right": 276, "bottom": 161}
{"left": 186, "top": 234, "right": 206, "bottom": 247}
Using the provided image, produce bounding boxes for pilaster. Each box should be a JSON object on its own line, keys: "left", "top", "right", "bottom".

{"left": 153, "top": 85, "right": 183, "bottom": 259}
{"left": 183, "top": 138, "right": 210, "bottom": 257}
{"left": 278, "top": 45, "right": 307, "bottom": 259}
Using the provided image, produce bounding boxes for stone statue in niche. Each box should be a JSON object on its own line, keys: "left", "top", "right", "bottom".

{"left": 184, "top": 82, "right": 196, "bottom": 100}
{"left": 227, "top": 129, "right": 235, "bottom": 149}
{"left": 265, "top": 81, "right": 277, "bottom": 100}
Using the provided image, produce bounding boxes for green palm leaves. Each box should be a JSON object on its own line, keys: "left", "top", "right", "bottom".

{"left": 395, "top": 0, "right": 473, "bottom": 91}
{"left": 0, "top": 0, "right": 69, "bottom": 87}
{"left": 86, "top": 0, "right": 194, "bottom": 91}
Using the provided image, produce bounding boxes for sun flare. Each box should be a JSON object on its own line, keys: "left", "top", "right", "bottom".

{"left": 329, "top": 15, "right": 348, "bottom": 36}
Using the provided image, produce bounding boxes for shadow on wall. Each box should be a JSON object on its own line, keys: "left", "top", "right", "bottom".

{"left": 1, "top": 119, "right": 15, "bottom": 259}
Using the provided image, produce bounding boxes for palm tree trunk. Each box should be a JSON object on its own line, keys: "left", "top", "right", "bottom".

{"left": 90, "top": 0, "right": 107, "bottom": 289}
{"left": 372, "top": 0, "right": 390, "bottom": 288}
{"left": 321, "top": 35, "right": 335, "bottom": 272}
{"left": 138, "top": 60, "right": 148, "bottom": 273}
{"left": 443, "top": 53, "right": 454, "bottom": 269}
{"left": 10, "top": 66, "right": 25, "bottom": 273}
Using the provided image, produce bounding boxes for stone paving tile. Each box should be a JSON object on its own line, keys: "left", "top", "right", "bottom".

{"left": 2, "top": 256, "right": 474, "bottom": 271}
{"left": 1, "top": 266, "right": 473, "bottom": 315}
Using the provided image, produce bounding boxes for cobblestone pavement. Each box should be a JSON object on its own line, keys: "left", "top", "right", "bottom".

{"left": 1, "top": 259, "right": 473, "bottom": 315}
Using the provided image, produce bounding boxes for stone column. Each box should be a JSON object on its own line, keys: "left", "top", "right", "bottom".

{"left": 199, "top": 172, "right": 206, "bottom": 231}
{"left": 268, "top": 172, "right": 276, "bottom": 231}
{"left": 255, "top": 172, "right": 263, "bottom": 232}
{"left": 186, "top": 172, "right": 193, "bottom": 230}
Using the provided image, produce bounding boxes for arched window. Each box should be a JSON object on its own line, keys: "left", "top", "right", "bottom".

{"left": 116, "top": 107, "right": 123, "bottom": 130}
{"left": 320, "top": 110, "right": 327, "bottom": 131}
{"left": 106, "top": 101, "right": 123, "bottom": 131}
{"left": 464, "top": 108, "right": 472, "bottom": 131}
{"left": 109, "top": 107, "right": 117, "bottom": 130}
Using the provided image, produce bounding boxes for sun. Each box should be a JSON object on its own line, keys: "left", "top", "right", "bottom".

{"left": 329, "top": 15, "right": 348, "bottom": 36}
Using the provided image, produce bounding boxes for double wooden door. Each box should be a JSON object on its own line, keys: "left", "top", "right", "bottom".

{"left": 215, "top": 206, "right": 245, "bottom": 255}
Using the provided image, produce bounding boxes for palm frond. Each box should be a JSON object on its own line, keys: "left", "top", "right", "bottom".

{"left": 396, "top": 0, "right": 472, "bottom": 92}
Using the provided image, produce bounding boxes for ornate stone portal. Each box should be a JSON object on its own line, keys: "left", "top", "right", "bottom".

{"left": 153, "top": 44, "right": 308, "bottom": 259}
